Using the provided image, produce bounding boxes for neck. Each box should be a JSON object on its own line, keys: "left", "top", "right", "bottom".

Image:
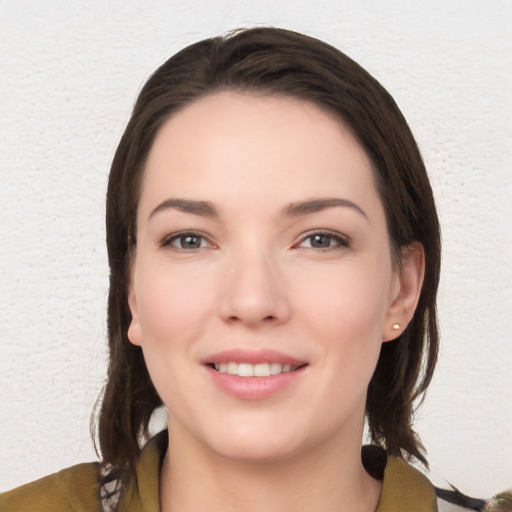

{"left": 160, "top": 419, "right": 382, "bottom": 512}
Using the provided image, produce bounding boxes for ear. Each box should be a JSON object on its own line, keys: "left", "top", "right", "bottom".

{"left": 382, "top": 242, "right": 425, "bottom": 342}
{"left": 127, "top": 281, "right": 143, "bottom": 346}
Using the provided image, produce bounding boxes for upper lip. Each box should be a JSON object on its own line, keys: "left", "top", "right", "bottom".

{"left": 204, "top": 348, "right": 307, "bottom": 366}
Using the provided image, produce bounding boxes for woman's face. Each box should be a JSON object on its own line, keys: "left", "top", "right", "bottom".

{"left": 128, "top": 92, "right": 411, "bottom": 462}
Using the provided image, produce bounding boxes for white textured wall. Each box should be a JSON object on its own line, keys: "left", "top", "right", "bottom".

{"left": 1, "top": 0, "right": 511, "bottom": 498}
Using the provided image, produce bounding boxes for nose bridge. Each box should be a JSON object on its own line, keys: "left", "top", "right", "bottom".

{"left": 220, "top": 238, "right": 290, "bottom": 325}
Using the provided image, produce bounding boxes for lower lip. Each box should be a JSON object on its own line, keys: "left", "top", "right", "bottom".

{"left": 206, "top": 365, "right": 307, "bottom": 400}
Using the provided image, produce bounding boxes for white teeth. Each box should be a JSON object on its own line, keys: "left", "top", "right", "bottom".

{"left": 254, "top": 363, "right": 271, "bottom": 377}
{"left": 237, "top": 363, "right": 254, "bottom": 377}
{"left": 213, "top": 362, "right": 298, "bottom": 377}
{"left": 270, "top": 363, "right": 283, "bottom": 375}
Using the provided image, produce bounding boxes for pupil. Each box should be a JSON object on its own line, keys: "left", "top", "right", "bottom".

{"left": 183, "top": 235, "right": 200, "bottom": 248}
{"left": 312, "top": 235, "right": 330, "bottom": 248}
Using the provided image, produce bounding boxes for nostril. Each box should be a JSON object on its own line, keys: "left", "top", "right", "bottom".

{"left": 227, "top": 315, "right": 276, "bottom": 322}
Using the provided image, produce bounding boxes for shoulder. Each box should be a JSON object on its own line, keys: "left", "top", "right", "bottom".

{"left": 0, "top": 462, "right": 101, "bottom": 512}
{"left": 0, "top": 431, "right": 168, "bottom": 512}
{"left": 377, "top": 455, "right": 438, "bottom": 512}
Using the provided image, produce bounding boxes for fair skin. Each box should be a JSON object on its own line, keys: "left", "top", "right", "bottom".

{"left": 127, "top": 92, "right": 424, "bottom": 512}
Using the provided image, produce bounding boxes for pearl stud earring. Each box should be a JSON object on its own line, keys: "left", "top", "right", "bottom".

{"left": 392, "top": 323, "right": 400, "bottom": 331}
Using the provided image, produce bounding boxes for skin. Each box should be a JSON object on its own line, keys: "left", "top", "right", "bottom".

{"left": 127, "top": 92, "right": 424, "bottom": 512}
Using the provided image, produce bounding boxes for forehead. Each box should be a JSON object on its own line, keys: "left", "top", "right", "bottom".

{"left": 150, "top": 91, "right": 356, "bottom": 154}
{"left": 139, "top": 92, "right": 379, "bottom": 215}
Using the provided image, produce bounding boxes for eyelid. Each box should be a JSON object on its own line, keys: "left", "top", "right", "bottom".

{"left": 159, "top": 230, "right": 216, "bottom": 250}
{"left": 294, "top": 229, "right": 351, "bottom": 249}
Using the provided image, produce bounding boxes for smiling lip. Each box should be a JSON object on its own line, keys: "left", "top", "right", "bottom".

{"left": 205, "top": 348, "right": 305, "bottom": 366}
{"left": 204, "top": 349, "right": 308, "bottom": 400}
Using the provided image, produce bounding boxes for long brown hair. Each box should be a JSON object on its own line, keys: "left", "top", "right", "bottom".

{"left": 96, "top": 26, "right": 441, "bottom": 485}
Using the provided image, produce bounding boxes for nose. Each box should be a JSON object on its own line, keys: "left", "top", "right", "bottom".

{"left": 219, "top": 247, "right": 291, "bottom": 327}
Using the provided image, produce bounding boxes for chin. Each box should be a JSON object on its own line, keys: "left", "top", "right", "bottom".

{"left": 209, "top": 434, "right": 304, "bottom": 464}
{"left": 198, "top": 415, "right": 336, "bottom": 465}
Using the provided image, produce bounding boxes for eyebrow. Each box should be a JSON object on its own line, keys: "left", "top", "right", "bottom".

{"left": 282, "top": 198, "right": 368, "bottom": 219}
{"left": 149, "top": 198, "right": 218, "bottom": 220}
{"left": 148, "top": 196, "right": 367, "bottom": 221}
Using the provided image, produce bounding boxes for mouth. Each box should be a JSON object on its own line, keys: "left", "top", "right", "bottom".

{"left": 207, "top": 362, "right": 305, "bottom": 377}
{"left": 204, "top": 350, "right": 308, "bottom": 399}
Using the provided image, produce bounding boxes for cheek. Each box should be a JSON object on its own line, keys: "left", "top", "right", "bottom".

{"left": 131, "top": 265, "right": 215, "bottom": 407}
{"left": 286, "top": 265, "right": 390, "bottom": 436}
{"left": 294, "top": 262, "right": 391, "bottom": 392}
{"left": 296, "top": 262, "right": 392, "bottom": 336}
{"left": 133, "top": 260, "right": 217, "bottom": 345}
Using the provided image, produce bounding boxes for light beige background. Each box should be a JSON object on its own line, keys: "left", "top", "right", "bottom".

{"left": 1, "top": 0, "right": 511, "bottom": 497}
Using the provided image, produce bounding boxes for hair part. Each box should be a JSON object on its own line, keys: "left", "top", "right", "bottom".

{"left": 94, "top": 26, "right": 441, "bottom": 486}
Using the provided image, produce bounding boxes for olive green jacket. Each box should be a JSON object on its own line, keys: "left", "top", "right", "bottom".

{"left": 0, "top": 432, "right": 437, "bottom": 512}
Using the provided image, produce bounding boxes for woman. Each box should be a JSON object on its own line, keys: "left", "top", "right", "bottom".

{"left": 2, "top": 27, "right": 443, "bottom": 511}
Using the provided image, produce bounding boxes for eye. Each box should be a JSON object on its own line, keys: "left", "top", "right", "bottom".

{"left": 160, "top": 231, "right": 213, "bottom": 250}
{"left": 296, "top": 231, "right": 350, "bottom": 250}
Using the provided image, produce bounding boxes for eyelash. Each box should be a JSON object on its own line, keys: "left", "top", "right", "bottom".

{"left": 159, "top": 231, "right": 214, "bottom": 250}
{"left": 159, "top": 230, "right": 350, "bottom": 252}
{"left": 295, "top": 230, "right": 351, "bottom": 251}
